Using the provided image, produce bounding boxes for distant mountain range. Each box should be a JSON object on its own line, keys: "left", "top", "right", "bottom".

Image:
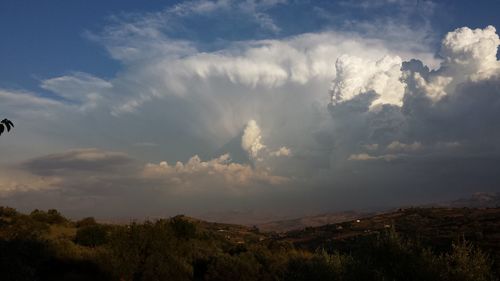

{"left": 256, "top": 192, "right": 500, "bottom": 232}
{"left": 256, "top": 210, "right": 375, "bottom": 232}
{"left": 433, "top": 192, "right": 500, "bottom": 208}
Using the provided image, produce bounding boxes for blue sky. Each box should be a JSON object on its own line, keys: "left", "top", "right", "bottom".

{"left": 2, "top": 0, "right": 499, "bottom": 92}
{"left": 1, "top": 0, "right": 500, "bottom": 222}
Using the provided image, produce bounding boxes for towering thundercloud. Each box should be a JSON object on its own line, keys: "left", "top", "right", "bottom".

{"left": 0, "top": 119, "right": 14, "bottom": 136}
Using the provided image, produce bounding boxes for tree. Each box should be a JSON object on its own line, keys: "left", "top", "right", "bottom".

{"left": 106, "top": 220, "right": 193, "bottom": 281}
{"left": 0, "top": 118, "right": 14, "bottom": 136}
{"left": 441, "top": 240, "right": 494, "bottom": 281}
{"left": 170, "top": 216, "right": 197, "bottom": 240}
{"left": 30, "top": 209, "right": 67, "bottom": 224}
{"left": 76, "top": 217, "right": 98, "bottom": 228}
{"left": 75, "top": 225, "right": 108, "bottom": 247}
{"left": 0, "top": 206, "right": 18, "bottom": 217}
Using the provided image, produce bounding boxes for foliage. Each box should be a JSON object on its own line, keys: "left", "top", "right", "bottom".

{"left": 0, "top": 206, "right": 18, "bottom": 217}
{"left": 30, "top": 209, "right": 67, "bottom": 224}
{"left": 75, "top": 225, "right": 109, "bottom": 247}
{"left": 0, "top": 206, "right": 498, "bottom": 281}
{"left": 105, "top": 220, "right": 194, "bottom": 281}
{"left": 75, "top": 217, "right": 98, "bottom": 228}
{"left": 439, "top": 239, "right": 494, "bottom": 281}
{"left": 1, "top": 214, "right": 49, "bottom": 240}
{"left": 170, "top": 215, "right": 197, "bottom": 240}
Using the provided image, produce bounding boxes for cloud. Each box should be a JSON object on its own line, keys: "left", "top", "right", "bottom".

{"left": 401, "top": 26, "right": 500, "bottom": 147}
{"left": 0, "top": 89, "right": 62, "bottom": 107}
{"left": 271, "top": 146, "right": 291, "bottom": 157}
{"left": 402, "top": 26, "right": 500, "bottom": 104}
{"left": 240, "top": 120, "right": 292, "bottom": 161}
{"left": 363, "top": 143, "right": 379, "bottom": 150}
{"left": 386, "top": 141, "right": 422, "bottom": 152}
{"left": 330, "top": 55, "right": 405, "bottom": 107}
{"left": 1, "top": 148, "right": 288, "bottom": 221}
{"left": 241, "top": 120, "right": 266, "bottom": 159}
{"left": 440, "top": 25, "right": 500, "bottom": 80}
{"left": 88, "top": 0, "right": 287, "bottom": 64}
{"left": 14, "top": 3, "right": 437, "bottom": 170}
{"left": 80, "top": 7, "right": 439, "bottom": 115}
{"left": 0, "top": 89, "right": 64, "bottom": 118}
{"left": 5, "top": 0, "right": 500, "bottom": 220}
{"left": 323, "top": 25, "right": 500, "bottom": 206}
{"left": 133, "top": 142, "right": 158, "bottom": 147}
{"left": 408, "top": 72, "right": 452, "bottom": 102}
{"left": 339, "top": 0, "right": 429, "bottom": 9}
{"left": 40, "top": 72, "right": 112, "bottom": 111}
{"left": 169, "top": 0, "right": 285, "bottom": 33}
{"left": 143, "top": 153, "right": 288, "bottom": 189}
{"left": 15, "top": 148, "right": 288, "bottom": 194}
{"left": 0, "top": 168, "right": 61, "bottom": 197}
{"left": 170, "top": 0, "right": 232, "bottom": 16}
{"left": 347, "top": 153, "right": 398, "bottom": 161}
{"left": 73, "top": 27, "right": 436, "bottom": 161}
{"left": 21, "top": 148, "right": 133, "bottom": 176}
{"left": 347, "top": 153, "right": 376, "bottom": 161}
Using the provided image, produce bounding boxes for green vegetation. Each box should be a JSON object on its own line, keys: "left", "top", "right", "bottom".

{"left": 75, "top": 225, "right": 109, "bottom": 247}
{"left": 0, "top": 206, "right": 499, "bottom": 281}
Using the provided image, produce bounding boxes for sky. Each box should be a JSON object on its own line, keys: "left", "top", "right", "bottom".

{"left": 1, "top": 0, "right": 500, "bottom": 223}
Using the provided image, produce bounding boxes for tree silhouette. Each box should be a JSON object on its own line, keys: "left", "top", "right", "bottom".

{"left": 0, "top": 119, "right": 14, "bottom": 136}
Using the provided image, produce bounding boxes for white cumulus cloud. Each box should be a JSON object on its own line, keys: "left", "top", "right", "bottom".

{"left": 330, "top": 55, "right": 405, "bottom": 107}
{"left": 143, "top": 153, "right": 288, "bottom": 189}
{"left": 241, "top": 120, "right": 266, "bottom": 159}
{"left": 271, "top": 146, "right": 291, "bottom": 157}
{"left": 440, "top": 25, "right": 500, "bottom": 80}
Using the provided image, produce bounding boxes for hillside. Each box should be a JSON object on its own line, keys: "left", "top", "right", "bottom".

{"left": 438, "top": 192, "right": 500, "bottom": 208}
{"left": 254, "top": 192, "right": 500, "bottom": 233}
{"left": 279, "top": 208, "right": 500, "bottom": 253}
{"left": 1, "top": 206, "right": 500, "bottom": 280}
{"left": 256, "top": 210, "right": 374, "bottom": 232}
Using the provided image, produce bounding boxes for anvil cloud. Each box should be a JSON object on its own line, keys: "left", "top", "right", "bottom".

{"left": 0, "top": 0, "right": 499, "bottom": 223}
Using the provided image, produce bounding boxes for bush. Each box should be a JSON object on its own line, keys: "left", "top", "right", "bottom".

{"left": 76, "top": 217, "right": 97, "bottom": 228}
{"left": 0, "top": 206, "right": 18, "bottom": 218}
{"left": 0, "top": 239, "right": 52, "bottom": 281}
{"left": 346, "top": 228, "right": 443, "bottom": 281}
{"left": 106, "top": 221, "right": 193, "bottom": 281}
{"left": 0, "top": 207, "right": 498, "bottom": 281}
{"left": 285, "top": 252, "right": 338, "bottom": 281}
{"left": 30, "top": 209, "right": 67, "bottom": 224}
{"left": 75, "top": 225, "right": 108, "bottom": 247}
{"left": 5, "top": 215, "right": 49, "bottom": 240}
{"left": 205, "top": 253, "right": 262, "bottom": 281}
{"left": 440, "top": 240, "right": 494, "bottom": 281}
{"left": 170, "top": 216, "right": 197, "bottom": 240}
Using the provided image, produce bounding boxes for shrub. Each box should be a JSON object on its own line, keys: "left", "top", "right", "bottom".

{"left": 205, "top": 253, "right": 262, "bottom": 281}
{"left": 284, "top": 252, "right": 338, "bottom": 281}
{"left": 170, "top": 216, "right": 197, "bottom": 240}
{"left": 0, "top": 206, "right": 18, "bottom": 218}
{"left": 76, "top": 217, "right": 97, "bottom": 228}
{"left": 106, "top": 221, "right": 193, "bottom": 281}
{"left": 30, "top": 209, "right": 67, "bottom": 224}
{"left": 440, "top": 240, "right": 494, "bottom": 281}
{"left": 6, "top": 215, "right": 49, "bottom": 240}
{"left": 75, "top": 225, "right": 108, "bottom": 247}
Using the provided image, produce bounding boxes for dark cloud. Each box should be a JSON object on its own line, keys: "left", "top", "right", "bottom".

{"left": 21, "top": 148, "right": 133, "bottom": 176}
{"left": 403, "top": 63, "right": 500, "bottom": 144}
